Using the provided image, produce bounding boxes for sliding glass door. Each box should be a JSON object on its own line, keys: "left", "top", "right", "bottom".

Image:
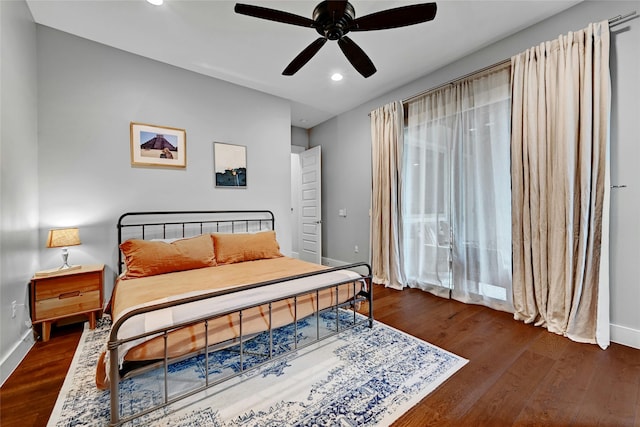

{"left": 403, "top": 66, "right": 513, "bottom": 312}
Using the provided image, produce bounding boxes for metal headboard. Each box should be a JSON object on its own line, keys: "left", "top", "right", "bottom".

{"left": 116, "top": 210, "right": 275, "bottom": 274}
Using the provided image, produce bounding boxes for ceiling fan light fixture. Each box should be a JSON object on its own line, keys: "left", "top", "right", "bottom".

{"left": 331, "top": 73, "right": 344, "bottom": 81}
{"left": 146, "top": 0, "right": 164, "bottom": 6}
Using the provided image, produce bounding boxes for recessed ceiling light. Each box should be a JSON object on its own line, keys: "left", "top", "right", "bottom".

{"left": 331, "top": 73, "right": 343, "bottom": 82}
{"left": 147, "top": 0, "right": 163, "bottom": 5}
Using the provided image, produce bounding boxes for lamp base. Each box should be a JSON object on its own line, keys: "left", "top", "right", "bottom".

{"left": 59, "top": 261, "right": 76, "bottom": 270}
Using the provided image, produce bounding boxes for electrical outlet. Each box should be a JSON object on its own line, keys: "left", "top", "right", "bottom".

{"left": 11, "top": 301, "right": 17, "bottom": 319}
{"left": 354, "top": 245, "right": 359, "bottom": 253}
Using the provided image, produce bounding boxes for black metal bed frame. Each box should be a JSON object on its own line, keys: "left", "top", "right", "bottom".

{"left": 108, "top": 210, "right": 373, "bottom": 426}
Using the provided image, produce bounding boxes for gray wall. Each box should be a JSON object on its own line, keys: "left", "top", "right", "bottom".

{"left": 291, "top": 126, "right": 309, "bottom": 149}
{"left": 36, "top": 26, "right": 293, "bottom": 295}
{"left": 310, "top": 1, "right": 640, "bottom": 347}
{"left": 312, "top": 116, "right": 372, "bottom": 265}
{"left": 2, "top": 13, "right": 293, "bottom": 382}
{"left": 0, "top": 0, "right": 39, "bottom": 384}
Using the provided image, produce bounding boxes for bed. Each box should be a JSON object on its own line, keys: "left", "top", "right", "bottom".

{"left": 98, "top": 210, "right": 373, "bottom": 426}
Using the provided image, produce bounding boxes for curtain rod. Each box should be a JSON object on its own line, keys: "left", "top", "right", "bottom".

{"left": 609, "top": 10, "right": 637, "bottom": 26}
{"left": 401, "top": 60, "right": 510, "bottom": 104}
{"left": 399, "top": 10, "right": 636, "bottom": 106}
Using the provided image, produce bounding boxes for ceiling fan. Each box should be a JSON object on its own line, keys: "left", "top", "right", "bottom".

{"left": 234, "top": 1, "right": 437, "bottom": 78}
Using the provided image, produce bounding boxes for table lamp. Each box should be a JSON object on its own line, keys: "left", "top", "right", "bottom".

{"left": 46, "top": 227, "right": 81, "bottom": 270}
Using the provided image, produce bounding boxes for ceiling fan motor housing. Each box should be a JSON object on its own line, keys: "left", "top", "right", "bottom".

{"left": 313, "top": 1, "right": 355, "bottom": 40}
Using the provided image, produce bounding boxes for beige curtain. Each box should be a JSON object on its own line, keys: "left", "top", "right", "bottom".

{"left": 510, "top": 21, "right": 610, "bottom": 348}
{"left": 370, "top": 101, "right": 404, "bottom": 289}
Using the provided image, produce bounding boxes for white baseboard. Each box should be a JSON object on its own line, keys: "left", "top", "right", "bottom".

{"left": 0, "top": 329, "right": 35, "bottom": 387}
{"left": 610, "top": 323, "right": 640, "bottom": 350}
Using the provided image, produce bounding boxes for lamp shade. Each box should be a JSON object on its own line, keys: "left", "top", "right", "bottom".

{"left": 46, "top": 228, "right": 81, "bottom": 248}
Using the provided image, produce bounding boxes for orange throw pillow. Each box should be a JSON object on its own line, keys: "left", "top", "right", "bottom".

{"left": 212, "top": 230, "right": 283, "bottom": 264}
{"left": 120, "top": 234, "right": 216, "bottom": 278}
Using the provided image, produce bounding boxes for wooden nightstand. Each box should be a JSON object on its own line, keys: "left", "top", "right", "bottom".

{"left": 30, "top": 264, "right": 104, "bottom": 341}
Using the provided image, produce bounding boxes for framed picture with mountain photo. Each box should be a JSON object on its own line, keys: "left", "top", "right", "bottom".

{"left": 214, "top": 142, "right": 247, "bottom": 188}
{"left": 130, "top": 122, "right": 186, "bottom": 168}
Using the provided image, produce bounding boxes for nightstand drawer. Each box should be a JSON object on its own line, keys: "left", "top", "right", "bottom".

{"left": 34, "top": 273, "right": 100, "bottom": 300}
{"left": 35, "top": 289, "right": 101, "bottom": 320}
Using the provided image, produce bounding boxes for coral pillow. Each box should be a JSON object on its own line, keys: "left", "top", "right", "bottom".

{"left": 212, "top": 230, "right": 283, "bottom": 264}
{"left": 120, "top": 234, "right": 216, "bottom": 278}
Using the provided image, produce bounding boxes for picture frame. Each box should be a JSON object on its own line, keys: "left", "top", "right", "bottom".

{"left": 130, "top": 122, "right": 186, "bottom": 168}
{"left": 214, "top": 142, "right": 247, "bottom": 188}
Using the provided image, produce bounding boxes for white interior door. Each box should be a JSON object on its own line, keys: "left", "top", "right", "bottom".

{"left": 298, "top": 146, "right": 322, "bottom": 264}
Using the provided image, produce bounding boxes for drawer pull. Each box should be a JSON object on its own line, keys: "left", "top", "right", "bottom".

{"left": 59, "top": 291, "right": 81, "bottom": 299}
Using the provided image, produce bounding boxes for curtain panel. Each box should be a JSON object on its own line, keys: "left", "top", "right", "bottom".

{"left": 404, "top": 65, "right": 513, "bottom": 310}
{"left": 510, "top": 21, "right": 611, "bottom": 348}
{"left": 370, "top": 101, "right": 405, "bottom": 289}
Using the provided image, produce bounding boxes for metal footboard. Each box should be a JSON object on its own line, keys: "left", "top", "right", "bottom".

{"left": 107, "top": 263, "right": 373, "bottom": 426}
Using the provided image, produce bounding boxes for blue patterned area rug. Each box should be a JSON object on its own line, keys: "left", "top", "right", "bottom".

{"left": 48, "top": 312, "right": 467, "bottom": 426}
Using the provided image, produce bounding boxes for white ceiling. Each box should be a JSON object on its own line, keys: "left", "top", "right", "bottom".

{"left": 26, "top": 0, "right": 581, "bottom": 128}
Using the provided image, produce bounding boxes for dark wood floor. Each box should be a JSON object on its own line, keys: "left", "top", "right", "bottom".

{"left": 1, "top": 321, "right": 83, "bottom": 427}
{"left": 1, "top": 284, "right": 639, "bottom": 426}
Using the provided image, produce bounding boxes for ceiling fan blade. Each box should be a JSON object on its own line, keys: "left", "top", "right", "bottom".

{"left": 350, "top": 3, "right": 437, "bottom": 31}
{"left": 283, "top": 37, "right": 328, "bottom": 76}
{"left": 234, "top": 3, "right": 316, "bottom": 28}
{"left": 337, "top": 36, "right": 376, "bottom": 78}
